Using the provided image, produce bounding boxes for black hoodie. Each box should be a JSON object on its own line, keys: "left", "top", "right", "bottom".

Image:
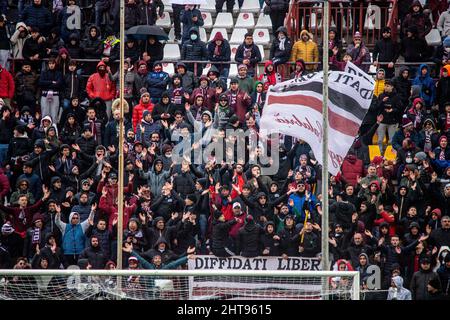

{"left": 81, "top": 25, "right": 103, "bottom": 59}
{"left": 236, "top": 218, "right": 261, "bottom": 257}
{"left": 141, "top": 236, "right": 179, "bottom": 263}
{"left": 259, "top": 221, "right": 281, "bottom": 256}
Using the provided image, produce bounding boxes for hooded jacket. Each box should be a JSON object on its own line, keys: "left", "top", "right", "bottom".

{"left": 341, "top": 154, "right": 364, "bottom": 187}
{"left": 400, "top": 28, "right": 429, "bottom": 62}
{"left": 402, "top": 1, "right": 432, "bottom": 39}
{"left": 142, "top": 236, "right": 178, "bottom": 263}
{"left": 290, "top": 30, "right": 319, "bottom": 71}
{"left": 180, "top": 28, "right": 208, "bottom": 66}
{"left": 81, "top": 25, "right": 103, "bottom": 59}
{"left": 180, "top": 8, "right": 204, "bottom": 42}
{"left": 387, "top": 276, "right": 412, "bottom": 300}
{"left": 412, "top": 64, "right": 436, "bottom": 107}
{"left": 258, "top": 60, "right": 281, "bottom": 91}
{"left": 410, "top": 264, "right": 440, "bottom": 300}
{"left": 207, "top": 32, "right": 231, "bottom": 71}
{"left": 54, "top": 211, "right": 91, "bottom": 255}
{"left": 392, "top": 66, "right": 412, "bottom": 105}
{"left": 10, "top": 22, "right": 29, "bottom": 60}
{"left": 260, "top": 221, "right": 280, "bottom": 256}
{"left": 436, "top": 65, "right": 450, "bottom": 110}
{"left": 270, "top": 26, "right": 292, "bottom": 62}
{"left": 86, "top": 61, "right": 116, "bottom": 101}
{"left": 139, "top": 159, "right": 171, "bottom": 198}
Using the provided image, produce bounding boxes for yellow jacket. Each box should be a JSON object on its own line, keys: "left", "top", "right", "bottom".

{"left": 373, "top": 79, "right": 385, "bottom": 97}
{"left": 290, "top": 30, "right": 319, "bottom": 70}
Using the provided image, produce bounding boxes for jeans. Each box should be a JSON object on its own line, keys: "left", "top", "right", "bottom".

{"left": 198, "top": 214, "right": 208, "bottom": 242}
{"left": 0, "top": 144, "right": 8, "bottom": 166}
{"left": 95, "top": 0, "right": 110, "bottom": 27}
{"left": 377, "top": 123, "right": 397, "bottom": 154}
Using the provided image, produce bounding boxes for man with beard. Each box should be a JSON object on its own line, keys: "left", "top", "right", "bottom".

{"left": 79, "top": 235, "right": 107, "bottom": 269}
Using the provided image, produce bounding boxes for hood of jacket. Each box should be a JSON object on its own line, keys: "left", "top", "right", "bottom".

{"left": 86, "top": 24, "right": 101, "bottom": 40}
{"left": 345, "top": 154, "right": 358, "bottom": 164}
{"left": 300, "top": 29, "right": 310, "bottom": 42}
{"left": 68, "top": 212, "right": 81, "bottom": 225}
{"left": 264, "top": 60, "right": 274, "bottom": 74}
{"left": 418, "top": 64, "right": 430, "bottom": 78}
{"left": 212, "top": 31, "right": 224, "bottom": 42}
{"left": 276, "top": 26, "right": 288, "bottom": 37}
{"left": 153, "top": 236, "right": 169, "bottom": 249}
{"left": 410, "top": 0, "right": 423, "bottom": 13}
{"left": 96, "top": 60, "right": 107, "bottom": 72}
{"left": 40, "top": 115, "right": 53, "bottom": 128}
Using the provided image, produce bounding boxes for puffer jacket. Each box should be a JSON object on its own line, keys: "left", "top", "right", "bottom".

{"left": 132, "top": 97, "right": 155, "bottom": 130}
{"left": 290, "top": 30, "right": 319, "bottom": 70}
{"left": 180, "top": 28, "right": 208, "bottom": 64}
{"left": 139, "top": 161, "right": 170, "bottom": 198}
{"left": 412, "top": 64, "right": 436, "bottom": 107}
{"left": 207, "top": 32, "right": 231, "bottom": 72}
{"left": 79, "top": 242, "right": 107, "bottom": 269}
{"left": 21, "top": 2, "right": 53, "bottom": 35}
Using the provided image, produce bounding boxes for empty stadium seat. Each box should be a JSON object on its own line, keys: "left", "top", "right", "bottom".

{"left": 257, "top": 44, "right": 265, "bottom": 60}
{"left": 229, "top": 63, "right": 238, "bottom": 77}
{"left": 199, "top": 27, "right": 207, "bottom": 42}
{"left": 156, "top": 12, "right": 171, "bottom": 29}
{"left": 164, "top": 43, "right": 181, "bottom": 60}
{"left": 214, "top": 12, "right": 234, "bottom": 29}
{"left": 163, "top": 62, "right": 175, "bottom": 75}
{"left": 209, "top": 28, "right": 229, "bottom": 42}
{"left": 162, "top": 0, "right": 172, "bottom": 12}
{"left": 230, "top": 44, "right": 239, "bottom": 61}
{"left": 255, "top": 13, "right": 272, "bottom": 29}
{"left": 235, "top": 12, "right": 255, "bottom": 29}
{"left": 200, "top": 0, "right": 216, "bottom": 12}
{"left": 426, "top": 28, "right": 442, "bottom": 46}
{"left": 230, "top": 28, "right": 248, "bottom": 44}
{"left": 241, "top": 0, "right": 260, "bottom": 13}
{"left": 201, "top": 12, "right": 213, "bottom": 29}
{"left": 168, "top": 27, "right": 175, "bottom": 41}
{"left": 253, "top": 28, "right": 270, "bottom": 45}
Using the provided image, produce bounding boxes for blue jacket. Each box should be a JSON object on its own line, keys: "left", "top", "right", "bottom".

{"left": 288, "top": 192, "right": 317, "bottom": 222}
{"left": 146, "top": 71, "right": 169, "bottom": 99}
{"left": 21, "top": 3, "right": 53, "bottom": 35}
{"left": 412, "top": 64, "right": 436, "bottom": 107}
{"left": 56, "top": 211, "right": 92, "bottom": 256}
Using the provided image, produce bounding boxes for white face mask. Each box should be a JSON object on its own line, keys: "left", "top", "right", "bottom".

{"left": 278, "top": 34, "right": 285, "bottom": 40}
{"left": 445, "top": 47, "right": 450, "bottom": 53}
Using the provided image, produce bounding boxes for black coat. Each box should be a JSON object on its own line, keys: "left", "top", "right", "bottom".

{"left": 75, "top": 136, "right": 97, "bottom": 156}
{"left": 211, "top": 218, "right": 237, "bottom": 251}
{"left": 22, "top": 37, "right": 46, "bottom": 61}
{"left": 269, "top": 28, "right": 292, "bottom": 62}
{"left": 400, "top": 36, "right": 429, "bottom": 62}
{"left": 80, "top": 244, "right": 107, "bottom": 269}
{"left": 181, "top": 39, "right": 208, "bottom": 62}
{"left": 372, "top": 37, "right": 399, "bottom": 63}
{"left": 150, "top": 191, "right": 183, "bottom": 221}
{"left": 392, "top": 66, "right": 412, "bottom": 106}
{"left": 377, "top": 91, "right": 402, "bottom": 125}
{"left": 81, "top": 25, "right": 103, "bottom": 59}
{"left": 236, "top": 221, "right": 261, "bottom": 257}
{"left": 124, "top": 4, "right": 139, "bottom": 30}
{"left": 63, "top": 72, "right": 81, "bottom": 100}
{"left": 279, "top": 225, "right": 301, "bottom": 256}
{"left": 173, "top": 171, "right": 196, "bottom": 197}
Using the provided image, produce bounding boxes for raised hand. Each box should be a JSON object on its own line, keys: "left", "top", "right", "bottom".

{"left": 135, "top": 159, "right": 143, "bottom": 169}
{"left": 91, "top": 203, "right": 97, "bottom": 211}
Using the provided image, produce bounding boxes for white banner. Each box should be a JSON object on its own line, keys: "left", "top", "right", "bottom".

{"left": 188, "top": 255, "right": 322, "bottom": 271}
{"left": 170, "top": 0, "right": 207, "bottom": 5}
{"left": 260, "top": 70, "right": 374, "bottom": 175}
{"left": 188, "top": 255, "right": 322, "bottom": 299}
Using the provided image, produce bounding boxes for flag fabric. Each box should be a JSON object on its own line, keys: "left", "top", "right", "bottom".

{"left": 260, "top": 70, "right": 374, "bottom": 175}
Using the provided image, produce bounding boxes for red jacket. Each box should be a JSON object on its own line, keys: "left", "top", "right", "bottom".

{"left": 226, "top": 89, "right": 252, "bottom": 124}
{"left": 374, "top": 210, "right": 396, "bottom": 236}
{"left": 86, "top": 61, "right": 116, "bottom": 101}
{"left": 132, "top": 98, "right": 154, "bottom": 131}
{"left": 0, "top": 200, "right": 43, "bottom": 238}
{"left": 99, "top": 194, "right": 135, "bottom": 231}
{"left": 0, "top": 66, "right": 15, "bottom": 99}
{"left": 341, "top": 155, "right": 364, "bottom": 187}
{"left": 258, "top": 60, "right": 279, "bottom": 91}
{"left": 97, "top": 179, "right": 134, "bottom": 208}
{"left": 0, "top": 168, "right": 10, "bottom": 199}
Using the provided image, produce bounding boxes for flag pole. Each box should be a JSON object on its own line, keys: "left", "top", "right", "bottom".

{"left": 321, "top": 0, "right": 330, "bottom": 291}
{"left": 117, "top": 0, "right": 125, "bottom": 289}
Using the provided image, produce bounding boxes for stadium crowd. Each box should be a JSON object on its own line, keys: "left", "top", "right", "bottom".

{"left": 0, "top": 0, "right": 449, "bottom": 300}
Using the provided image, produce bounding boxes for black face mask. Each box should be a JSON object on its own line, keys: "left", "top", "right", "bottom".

{"left": 98, "top": 69, "right": 106, "bottom": 76}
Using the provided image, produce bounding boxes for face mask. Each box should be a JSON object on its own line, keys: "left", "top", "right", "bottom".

{"left": 190, "top": 34, "right": 198, "bottom": 41}
{"left": 98, "top": 69, "right": 106, "bottom": 75}
{"left": 445, "top": 47, "right": 450, "bottom": 53}
{"left": 278, "top": 34, "right": 285, "bottom": 40}
{"left": 406, "top": 157, "right": 412, "bottom": 164}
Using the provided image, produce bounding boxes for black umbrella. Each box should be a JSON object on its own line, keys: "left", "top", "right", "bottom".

{"left": 126, "top": 25, "right": 169, "bottom": 41}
